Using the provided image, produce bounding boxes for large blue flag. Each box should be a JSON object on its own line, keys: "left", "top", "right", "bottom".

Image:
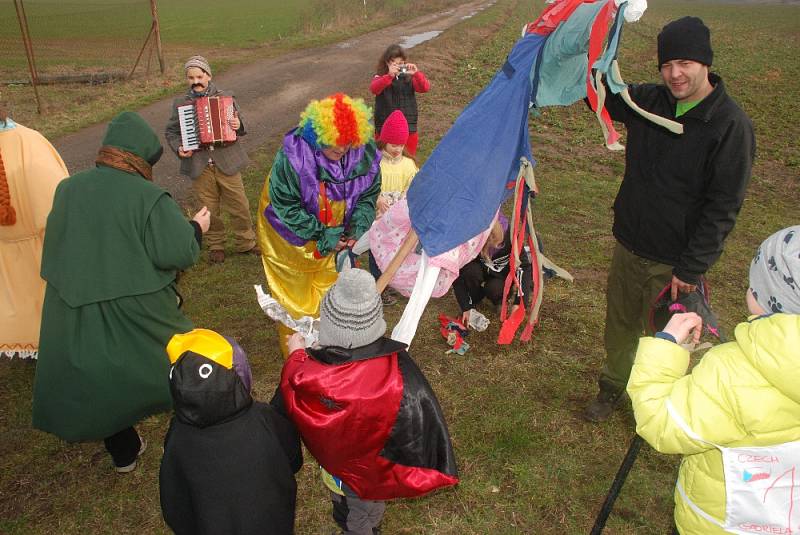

{"left": 406, "top": 32, "right": 547, "bottom": 258}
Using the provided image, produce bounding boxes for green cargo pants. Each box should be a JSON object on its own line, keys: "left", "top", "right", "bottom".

{"left": 600, "top": 242, "right": 673, "bottom": 393}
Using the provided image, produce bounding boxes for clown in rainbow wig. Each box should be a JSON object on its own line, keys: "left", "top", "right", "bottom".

{"left": 257, "top": 93, "right": 381, "bottom": 357}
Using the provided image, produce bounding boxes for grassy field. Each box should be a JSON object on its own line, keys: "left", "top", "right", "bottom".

{"left": 1, "top": 0, "right": 465, "bottom": 139}
{"left": 0, "top": 0, "right": 434, "bottom": 45}
{"left": 1, "top": 0, "right": 799, "bottom": 533}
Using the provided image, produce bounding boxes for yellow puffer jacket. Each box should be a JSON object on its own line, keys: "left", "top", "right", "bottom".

{"left": 627, "top": 313, "right": 800, "bottom": 534}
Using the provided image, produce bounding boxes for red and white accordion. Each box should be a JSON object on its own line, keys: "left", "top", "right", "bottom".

{"left": 177, "top": 96, "right": 237, "bottom": 151}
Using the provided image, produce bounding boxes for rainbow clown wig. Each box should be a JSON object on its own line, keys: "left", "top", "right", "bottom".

{"left": 298, "top": 93, "right": 374, "bottom": 150}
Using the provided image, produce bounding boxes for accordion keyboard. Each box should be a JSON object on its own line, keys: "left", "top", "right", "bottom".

{"left": 177, "top": 104, "right": 200, "bottom": 151}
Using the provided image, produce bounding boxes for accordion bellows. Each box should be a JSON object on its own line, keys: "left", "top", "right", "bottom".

{"left": 178, "top": 96, "right": 237, "bottom": 150}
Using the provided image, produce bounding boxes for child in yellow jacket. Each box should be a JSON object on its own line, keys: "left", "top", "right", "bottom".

{"left": 627, "top": 226, "right": 800, "bottom": 535}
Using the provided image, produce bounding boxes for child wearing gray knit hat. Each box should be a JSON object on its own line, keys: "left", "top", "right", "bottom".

{"left": 184, "top": 55, "right": 212, "bottom": 76}
{"left": 281, "top": 267, "right": 459, "bottom": 535}
{"left": 318, "top": 268, "right": 386, "bottom": 348}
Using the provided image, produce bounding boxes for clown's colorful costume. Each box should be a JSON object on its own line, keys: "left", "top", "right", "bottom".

{"left": 257, "top": 94, "right": 381, "bottom": 356}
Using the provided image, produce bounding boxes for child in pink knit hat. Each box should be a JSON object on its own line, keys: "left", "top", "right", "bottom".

{"left": 375, "top": 110, "right": 417, "bottom": 217}
{"left": 370, "top": 110, "right": 419, "bottom": 305}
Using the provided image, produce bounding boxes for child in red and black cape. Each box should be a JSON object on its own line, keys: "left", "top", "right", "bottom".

{"left": 282, "top": 268, "right": 458, "bottom": 534}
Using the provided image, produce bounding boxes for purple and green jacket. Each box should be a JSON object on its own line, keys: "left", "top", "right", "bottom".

{"left": 264, "top": 129, "right": 382, "bottom": 256}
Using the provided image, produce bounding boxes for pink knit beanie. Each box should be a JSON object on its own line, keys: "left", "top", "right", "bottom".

{"left": 378, "top": 110, "right": 409, "bottom": 145}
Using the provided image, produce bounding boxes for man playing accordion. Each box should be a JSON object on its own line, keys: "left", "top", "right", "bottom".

{"left": 165, "top": 55, "right": 259, "bottom": 264}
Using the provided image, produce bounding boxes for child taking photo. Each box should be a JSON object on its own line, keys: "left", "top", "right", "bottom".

{"left": 370, "top": 44, "right": 430, "bottom": 156}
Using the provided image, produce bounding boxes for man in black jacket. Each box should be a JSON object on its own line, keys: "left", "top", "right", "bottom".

{"left": 583, "top": 16, "right": 755, "bottom": 422}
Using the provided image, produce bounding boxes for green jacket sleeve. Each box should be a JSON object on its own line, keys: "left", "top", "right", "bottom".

{"left": 144, "top": 194, "right": 200, "bottom": 271}
{"left": 268, "top": 152, "right": 344, "bottom": 256}
{"left": 347, "top": 169, "right": 381, "bottom": 240}
{"left": 627, "top": 337, "right": 746, "bottom": 455}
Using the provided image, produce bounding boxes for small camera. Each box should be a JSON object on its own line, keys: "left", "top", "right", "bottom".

{"left": 398, "top": 64, "right": 408, "bottom": 74}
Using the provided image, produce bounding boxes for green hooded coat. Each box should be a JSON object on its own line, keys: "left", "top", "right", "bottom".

{"left": 32, "top": 112, "right": 199, "bottom": 442}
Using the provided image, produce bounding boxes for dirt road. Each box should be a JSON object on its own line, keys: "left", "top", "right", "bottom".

{"left": 53, "top": 0, "right": 495, "bottom": 201}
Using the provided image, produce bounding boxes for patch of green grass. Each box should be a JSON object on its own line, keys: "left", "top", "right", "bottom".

{"left": 0, "top": 0, "right": 460, "bottom": 47}
{"left": 1, "top": 0, "right": 466, "bottom": 139}
{"left": 1, "top": 0, "right": 798, "bottom": 533}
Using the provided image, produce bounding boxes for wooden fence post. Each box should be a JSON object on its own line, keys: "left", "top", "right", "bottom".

{"left": 150, "top": 0, "right": 165, "bottom": 74}
{"left": 13, "top": 0, "right": 43, "bottom": 114}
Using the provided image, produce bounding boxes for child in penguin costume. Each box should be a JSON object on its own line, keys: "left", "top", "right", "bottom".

{"left": 281, "top": 268, "right": 459, "bottom": 534}
{"left": 160, "top": 329, "right": 302, "bottom": 535}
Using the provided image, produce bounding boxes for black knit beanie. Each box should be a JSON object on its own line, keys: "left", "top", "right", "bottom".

{"left": 657, "top": 17, "right": 713, "bottom": 67}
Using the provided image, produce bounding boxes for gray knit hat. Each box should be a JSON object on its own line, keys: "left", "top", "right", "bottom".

{"left": 749, "top": 226, "right": 800, "bottom": 314}
{"left": 184, "top": 55, "right": 212, "bottom": 76}
{"left": 318, "top": 268, "right": 386, "bottom": 348}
